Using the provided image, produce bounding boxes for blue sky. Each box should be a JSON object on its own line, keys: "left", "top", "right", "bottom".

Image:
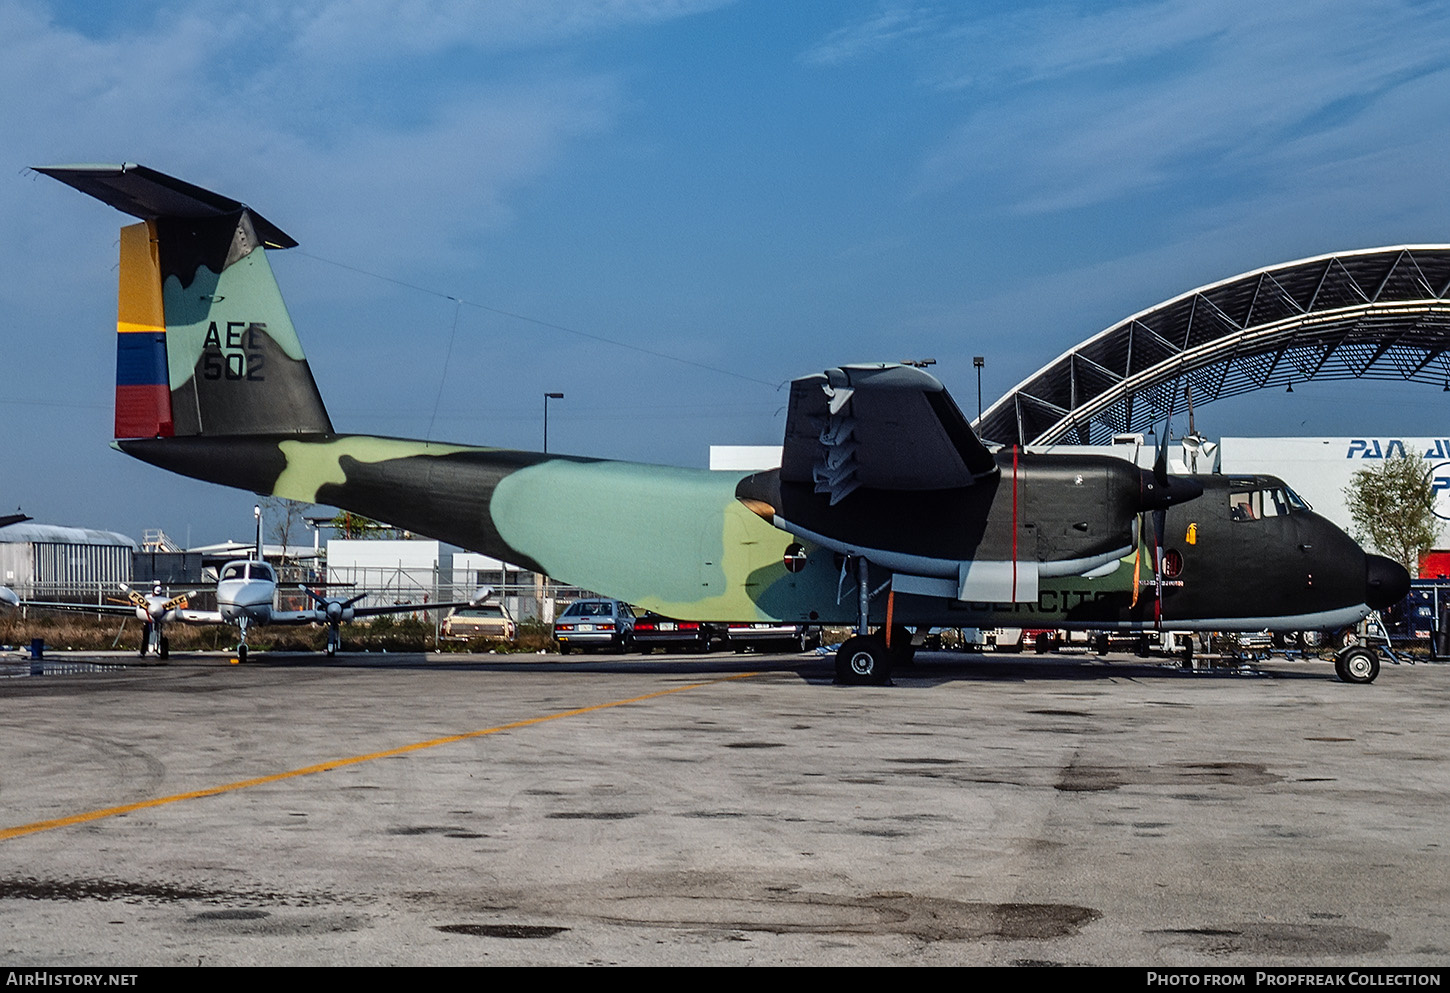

{"left": 5, "top": 0, "right": 1450, "bottom": 545}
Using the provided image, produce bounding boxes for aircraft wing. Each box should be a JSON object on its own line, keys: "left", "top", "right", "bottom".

{"left": 298, "top": 586, "right": 493, "bottom": 621}
{"left": 265, "top": 609, "right": 322, "bottom": 625}
{"left": 174, "top": 609, "right": 225, "bottom": 624}
{"left": 347, "top": 597, "right": 483, "bottom": 619}
{"left": 0, "top": 593, "right": 133, "bottom": 615}
{"left": 781, "top": 364, "right": 998, "bottom": 505}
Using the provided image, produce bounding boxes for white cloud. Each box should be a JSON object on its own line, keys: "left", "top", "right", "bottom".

{"left": 799, "top": 1, "right": 943, "bottom": 67}
{"left": 1, "top": 0, "right": 733, "bottom": 276}
{"left": 804, "top": 0, "right": 1450, "bottom": 216}
{"left": 288, "top": 0, "right": 735, "bottom": 60}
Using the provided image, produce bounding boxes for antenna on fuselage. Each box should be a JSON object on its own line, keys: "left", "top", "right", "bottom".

{"left": 254, "top": 504, "right": 263, "bottom": 562}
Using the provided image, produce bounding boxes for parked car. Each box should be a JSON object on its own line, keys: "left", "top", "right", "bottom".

{"left": 441, "top": 602, "right": 517, "bottom": 641}
{"left": 554, "top": 598, "right": 635, "bottom": 653}
{"left": 722, "top": 622, "right": 820, "bottom": 653}
{"left": 631, "top": 612, "right": 716, "bottom": 653}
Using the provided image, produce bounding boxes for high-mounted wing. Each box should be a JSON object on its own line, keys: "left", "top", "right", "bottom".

{"left": 781, "top": 364, "right": 998, "bottom": 505}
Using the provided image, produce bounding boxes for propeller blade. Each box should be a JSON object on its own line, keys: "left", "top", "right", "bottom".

{"left": 1154, "top": 382, "right": 1179, "bottom": 485}
{"left": 1130, "top": 514, "right": 1142, "bottom": 609}
{"left": 161, "top": 592, "right": 194, "bottom": 611}
{"left": 1153, "top": 506, "right": 1166, "bottom": 630}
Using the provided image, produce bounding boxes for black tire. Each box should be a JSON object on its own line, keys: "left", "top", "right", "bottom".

{"left": 834, "top": 635, "right": 893, "bottom": 685}
{"left": 1337, "top": 647, "right": 1379, "bottom": 684}
{"left": 159, "top": 636, "right": 169, "bottom": 660}
{"left": 888, "top": 627, "right": 916, "bottom": 666}
{"left": 140, "top": 623, "right": 152, "bottom": 658}
{"left": 237, "top": 643, "right": 248, "bottom": 664}
{"left": 1093, "top": 633, "right": 1110, "bottom": 656}
{"left": 558, "top": 643, "right": 571, "bottom": 656}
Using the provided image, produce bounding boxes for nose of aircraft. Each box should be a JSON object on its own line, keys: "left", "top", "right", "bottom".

{"left": 1365, "top": 554, "right": 1411, "bottom": 610}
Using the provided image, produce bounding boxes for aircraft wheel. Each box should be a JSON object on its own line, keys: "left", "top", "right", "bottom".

{"left": 558, "top": 643, "right": 571, "bottom": 655}
{"left": 237, "top": 643, "right": 248, "bottom": 664}
{"left": 1093, "top": 633, "right": 1110, "bottom": 655}
{"left": 1337, "top": 647, "right": 1379, "bottom": 685}
{"left": 140, "top": 623, "right": 153, "bottom": 658}
{"left": 835, "top": 635, "right": 893, "bottom": 685}
{"left": 159, "top": 637, "right": 169, "bottom": 660}
{"left": 325, "top": 640, "right": 337, "bottom": 657}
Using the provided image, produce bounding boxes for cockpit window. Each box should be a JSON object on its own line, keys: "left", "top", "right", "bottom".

{"left": 1229, "top": 487, "right": 1302, "bottom": 521}
{"left": 220, "top": 561, "right": 275, "bottom": 581}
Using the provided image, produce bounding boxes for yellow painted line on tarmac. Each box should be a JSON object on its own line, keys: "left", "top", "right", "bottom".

{"left": 0, "top": 671, "right": 762, "bottom": 842}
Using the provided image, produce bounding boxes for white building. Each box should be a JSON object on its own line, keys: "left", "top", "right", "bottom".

{"left": 0, "top": 521, "right": 136, "bottom": 599}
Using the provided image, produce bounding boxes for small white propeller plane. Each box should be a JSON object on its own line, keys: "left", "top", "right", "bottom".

{"left": 2, "top": 507, "right": 491, "bottom": 661}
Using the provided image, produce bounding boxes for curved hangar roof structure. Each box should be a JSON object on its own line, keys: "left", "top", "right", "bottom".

{"left": 977, "top": 245, "right": 1450, "bottom": 447}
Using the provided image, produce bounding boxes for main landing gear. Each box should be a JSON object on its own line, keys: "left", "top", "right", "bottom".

{"left": 140, "top": 622, "right": 169, "bottom": 659}
{"left": 833, "top": 557, "right": 910, "bottom": 685}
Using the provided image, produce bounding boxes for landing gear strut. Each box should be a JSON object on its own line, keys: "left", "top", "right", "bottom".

{"left": 834, "top": 557, "right": 893, "bottom": 685}
{"left": 141, "top": 622, "right": 169, "bottom": 659}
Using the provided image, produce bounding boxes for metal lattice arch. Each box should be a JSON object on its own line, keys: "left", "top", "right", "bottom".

{"left": 976, "top": 245, "right": 1450, "bottom": 447}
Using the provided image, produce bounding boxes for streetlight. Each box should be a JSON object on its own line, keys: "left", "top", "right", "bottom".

{"left": 543, "top": 392, "right": 564, "bottom": 453}
{"left": 973, "top": 356, "right": 985, "bottom": 423}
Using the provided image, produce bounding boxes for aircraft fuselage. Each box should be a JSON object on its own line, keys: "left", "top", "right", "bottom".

{"left": 119, "top": 436, "right": 1398, "bottom": 633}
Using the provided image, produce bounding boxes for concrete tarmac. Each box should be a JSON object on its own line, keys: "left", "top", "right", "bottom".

{"left": 0, "top": 647, "right": 1446, "bottom": 967}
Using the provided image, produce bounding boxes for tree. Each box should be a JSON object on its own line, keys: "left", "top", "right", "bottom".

{"left": 329, "top": 510, "right": 404, "bottom": 540}
{"left": 260, "top": 496, "right": 311, "bottom": 558}
{"left": 1343, "top": 450, "right": 1443, "bottom": 573}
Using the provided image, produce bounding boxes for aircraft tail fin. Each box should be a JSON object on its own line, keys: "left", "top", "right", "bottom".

{"left": 35, "top": 164, "right": 333, "bottom": 439}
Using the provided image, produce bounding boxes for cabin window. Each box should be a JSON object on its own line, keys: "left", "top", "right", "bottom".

{"left": 1229, "top": 487, "right": 1301, "bottom": 522}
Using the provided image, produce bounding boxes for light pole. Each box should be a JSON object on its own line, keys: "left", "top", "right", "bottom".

{"left": 973, "top": 356, "right": 985, "bottom": 423}
{"left": 543, "top": 392, "right": 564, "bottom": 453}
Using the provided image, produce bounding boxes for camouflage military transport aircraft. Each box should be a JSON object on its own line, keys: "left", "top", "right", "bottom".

{"left": 35, "top": 164, "right": 1409, "bottom": 684}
